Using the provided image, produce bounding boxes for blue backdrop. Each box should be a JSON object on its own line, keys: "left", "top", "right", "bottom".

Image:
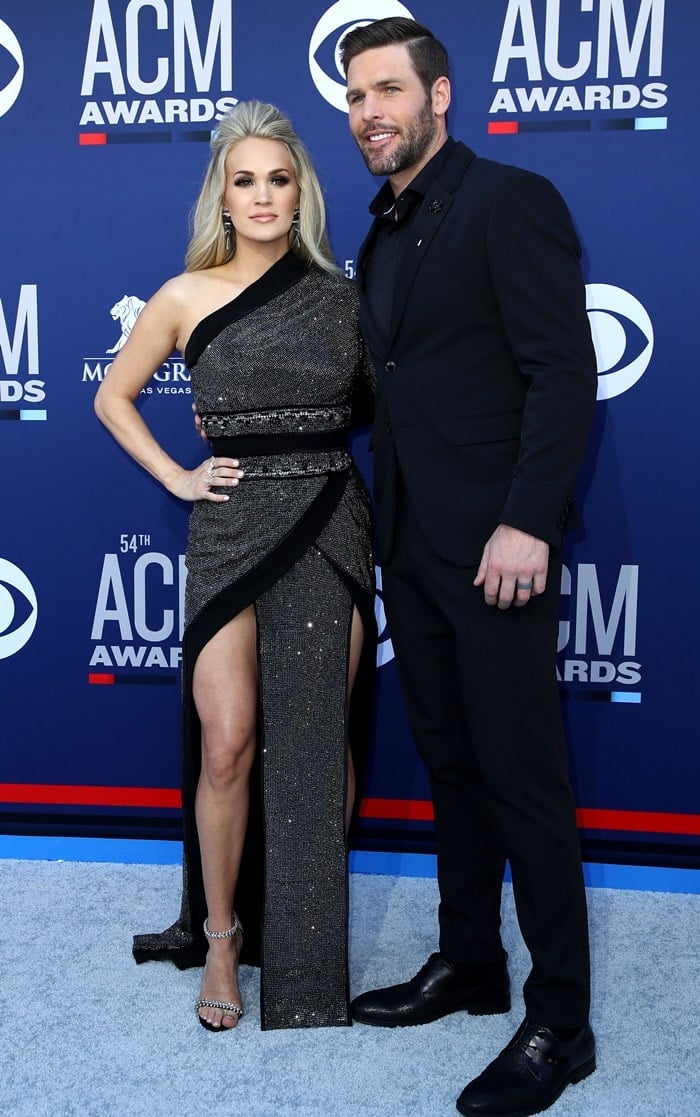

{"left": 1, "top": 0, "right": 698, "bottom": 869}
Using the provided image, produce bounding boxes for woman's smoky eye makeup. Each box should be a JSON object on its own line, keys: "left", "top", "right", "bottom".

{"left": 231, "top": 173, "right": 293, "bottom": 188}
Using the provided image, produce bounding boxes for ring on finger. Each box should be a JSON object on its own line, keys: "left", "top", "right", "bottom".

{"left": 516, "top": 580, "right": 533, "bottom": 590}
{"left": 206, "top": 457, "right": 215, "bottom": 480}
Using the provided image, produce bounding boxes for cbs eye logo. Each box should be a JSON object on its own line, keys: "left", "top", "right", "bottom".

{"left": 0, "top": 20, "right": 24, "bottom": 118}
{"left": 586, "top": 284, "right": 653, "bottom": 400}
{"left": 0, "top": 558, "right": 38, "bottom": 658}
{"left": 309, "top": 0, "right": 414, "bottom": 113}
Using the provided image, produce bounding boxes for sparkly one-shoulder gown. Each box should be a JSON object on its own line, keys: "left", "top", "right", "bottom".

{"left": 133, "top": 253, "right": 376, "bottom": 1030}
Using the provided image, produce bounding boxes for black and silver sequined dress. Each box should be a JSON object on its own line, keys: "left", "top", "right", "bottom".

{"left": 133, "top": 253, "right": 376, "bottom": 1030}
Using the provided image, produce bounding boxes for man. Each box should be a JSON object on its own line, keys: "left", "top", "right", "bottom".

{"left": 340, "top": 18, "right": 597, "bottom": 1117}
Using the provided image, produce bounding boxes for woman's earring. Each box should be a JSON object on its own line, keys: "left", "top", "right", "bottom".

{"left": 291, "top": 208, "right": 301, "bottom": 249}
{"left": 222, "top": 208, "right": 233, "bottom": 255}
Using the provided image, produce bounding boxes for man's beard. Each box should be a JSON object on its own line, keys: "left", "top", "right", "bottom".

{"left": 359, "top": 97, "right": 437, "bottom": 177}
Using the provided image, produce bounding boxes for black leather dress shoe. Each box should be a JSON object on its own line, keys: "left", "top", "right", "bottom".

{"left": 456, "top": 1017, "right": 596, "bottom": 1116}
{"left": 350, "top": 953, "right": 510, "bottom": 1027}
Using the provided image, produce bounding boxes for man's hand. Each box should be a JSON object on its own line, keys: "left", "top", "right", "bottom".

{"left": 474, "top": 524, "right": 549, "bottom": 609}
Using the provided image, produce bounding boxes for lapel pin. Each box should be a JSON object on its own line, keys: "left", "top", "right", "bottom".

{"left": 428, "top": 199, "right": 444, "bottom": 214}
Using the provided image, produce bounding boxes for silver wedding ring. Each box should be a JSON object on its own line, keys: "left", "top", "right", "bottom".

{"left": 206, "top": 458, "right": 215, "bottom": 480}
{"left": 516, "top": 580, "right": 533, "bottom": 590}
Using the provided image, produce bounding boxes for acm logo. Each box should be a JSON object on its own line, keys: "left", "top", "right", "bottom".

{"left": 89, "top": 548, "right": 186, "bottom": 672}
{"left": 80, "top": 0, "right": 237, "bottom": 129}
{"left": 490, "top": 0, "right": 667, "bottom": 120}
{"left": 309, "top": 0, "right": 414, "bottom": 113}
{"left": 558, "top": 562, "right": 640, "bottom": 688}
{"left": 0, "top": 285, "right": 46, "bottom": 414}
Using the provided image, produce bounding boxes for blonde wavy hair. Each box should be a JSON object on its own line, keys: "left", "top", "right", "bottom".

{"left": 185, "top": 101, "right": 338, "bottom": 273}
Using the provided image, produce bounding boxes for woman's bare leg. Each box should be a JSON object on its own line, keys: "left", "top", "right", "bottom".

{"left": 192, "top": 604, "right": 257, "bottom": 1029}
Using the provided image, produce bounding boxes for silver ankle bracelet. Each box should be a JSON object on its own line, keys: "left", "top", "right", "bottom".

{"left": 203, "top": 912, "right": 242, "bottom": 940}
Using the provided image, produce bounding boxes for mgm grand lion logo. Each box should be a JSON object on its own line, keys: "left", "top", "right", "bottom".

{"left": 106, "top": 295, "right": 146, "bottom": 354}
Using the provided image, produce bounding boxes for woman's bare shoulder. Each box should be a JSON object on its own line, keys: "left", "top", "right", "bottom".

{"left": 156, "top": 270, "right": 210, "bottom": 304}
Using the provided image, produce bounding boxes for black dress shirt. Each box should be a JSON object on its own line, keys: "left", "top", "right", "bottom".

{"left": 364, "top": 138, "right": 455, "bottom": 343}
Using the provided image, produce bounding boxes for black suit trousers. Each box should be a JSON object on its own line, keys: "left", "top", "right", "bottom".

{"left": 381, "top": 484, "right": 591, "bottom": 1028}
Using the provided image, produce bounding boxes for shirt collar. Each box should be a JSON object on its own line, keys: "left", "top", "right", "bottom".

{"left": 368, "top": 137, "right": 456, "bottom": 219}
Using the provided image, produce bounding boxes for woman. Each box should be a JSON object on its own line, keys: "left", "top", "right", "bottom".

{"left": 95, "top": 101, "right": 375, "bottom": 1032}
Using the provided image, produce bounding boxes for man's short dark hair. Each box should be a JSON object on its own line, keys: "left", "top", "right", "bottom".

{"left": 339, "top": 17, "right": 450, "bottom": 98}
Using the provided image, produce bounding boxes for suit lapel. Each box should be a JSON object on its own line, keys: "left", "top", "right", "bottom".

{"left": 387, "top": 192, "right": 453, "bottom": 345}
{"left": 355, "top": 221, "right": 385, "bottom": 355}
{"left": 387, "top": 143, "right": 476, "bottom": 348}
{"left": 356, "top": 143, "right": 476, "bottom": 354}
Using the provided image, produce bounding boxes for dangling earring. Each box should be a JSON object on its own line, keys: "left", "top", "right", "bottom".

{"left": 290, "top": 208, "right": 301, "bottom": 249}
{"left": 222, "top": 208, "right": 233, "bottom": 256}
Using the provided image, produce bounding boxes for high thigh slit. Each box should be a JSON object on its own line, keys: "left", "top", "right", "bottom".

{"left": 132, "top": 252, "right": 376, "bottom": 1029}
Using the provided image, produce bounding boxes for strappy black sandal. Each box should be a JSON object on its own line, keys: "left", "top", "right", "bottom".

{"left": 195, "top": 913, "right": 243, "bottom": 1032}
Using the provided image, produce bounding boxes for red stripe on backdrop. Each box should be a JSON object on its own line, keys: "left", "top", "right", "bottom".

{"left": 575, "top": 808, "right": 700, "bottom": 835}
{"left": 360, "top": 797, "right": 434, "bottom": 821}
{"left": 358, "top": 798, "right": 700, "bottom": 836}
{"left": 0, "top": 784, "right": 181, "bottom": 808}
{"left": 488, "top": 121, "right": 519, "bottom": 134}
{"left": 88, "top": 673, "right": 115, "bottom": 685}
{"left": 79, "top": 133, "right": 107, "bottom": 145}
{"left": 0, "top": 787, "right": 699, "bottom": 835}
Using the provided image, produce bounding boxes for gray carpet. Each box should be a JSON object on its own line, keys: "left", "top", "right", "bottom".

{"left": 1, "top": 860, "right": 698, "bottom": 1116}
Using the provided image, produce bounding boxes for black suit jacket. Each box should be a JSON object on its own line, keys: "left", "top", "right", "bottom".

{"left": 356, "top": 142, "right": 598, "bottom": 566}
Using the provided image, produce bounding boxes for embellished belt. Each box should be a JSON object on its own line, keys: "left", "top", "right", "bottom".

{"left": 210, "top": 429, "right": 347, "bottom": 458}
{"left": 209, "top": 430, "right": 351, "bottom": 479}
